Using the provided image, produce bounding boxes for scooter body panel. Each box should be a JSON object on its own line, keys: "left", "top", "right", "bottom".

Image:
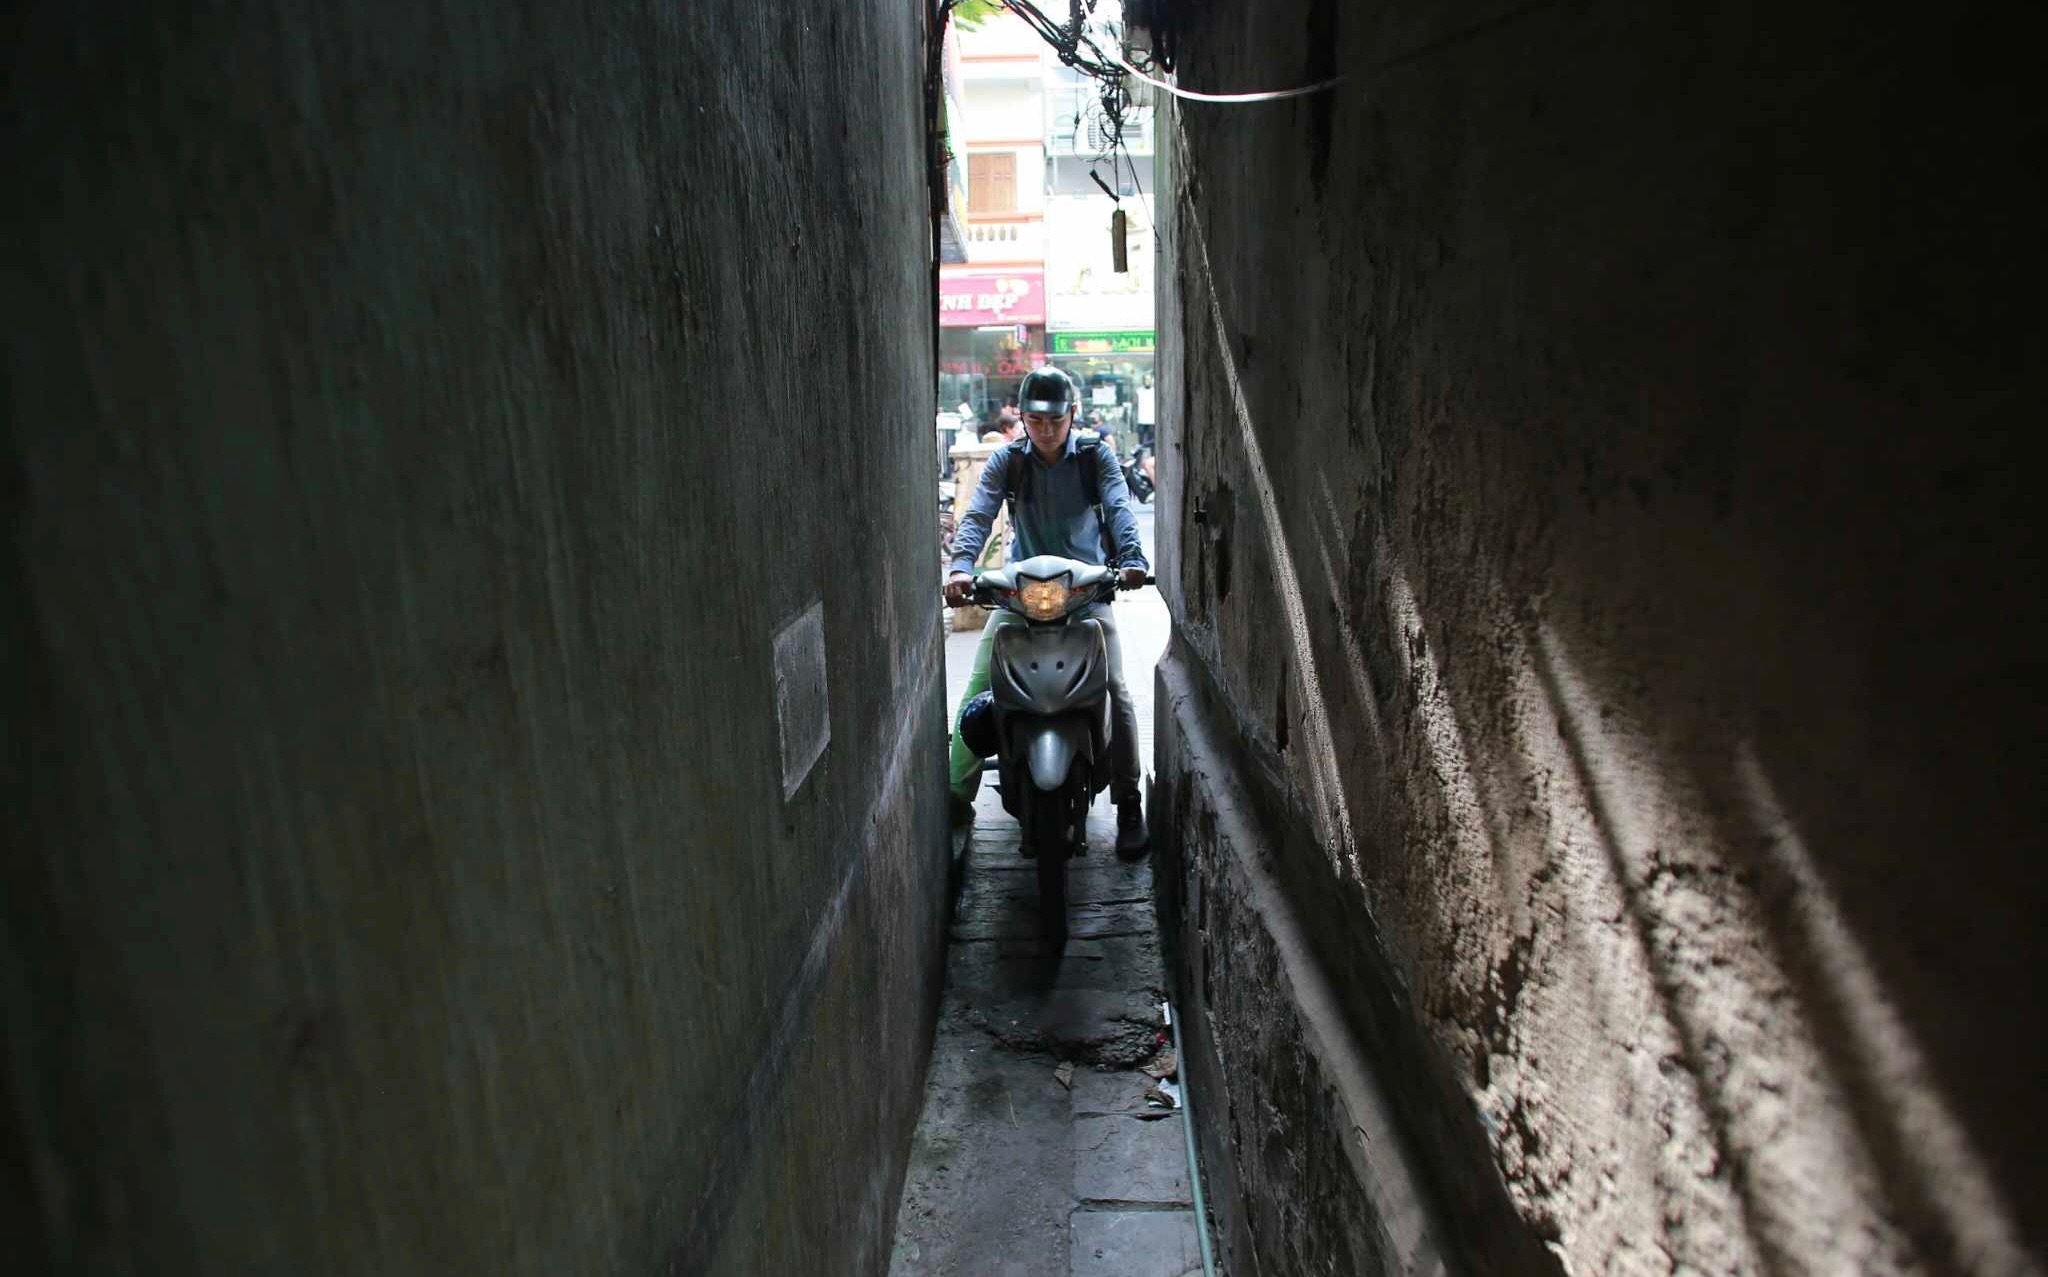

{"left": 991, "top": 618, "right": 1108, "bottom": 718}
{"left": 1021, "top": 715, "right": 1091, "bottom": 791}
{"left": 973, "top": 559, "right": 1121, "bottom": 831}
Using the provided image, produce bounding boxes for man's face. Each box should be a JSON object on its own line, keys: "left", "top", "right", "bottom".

{"left": 1023, "top": 407, "right": 1072, "bottom": 459}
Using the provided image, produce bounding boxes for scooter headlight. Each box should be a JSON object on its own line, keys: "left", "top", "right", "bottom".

{"left": 1016, "top": 574, "right": 1072, "bottom": 621}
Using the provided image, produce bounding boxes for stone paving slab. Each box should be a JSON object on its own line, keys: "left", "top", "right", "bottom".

{"left": 944, "top": 933, "right": 1164, "bottom": 997}
{"left": 980, "top": 856, "right": 1143, "bottom": 883}
{"left": 888, "top": 1018, "right": 1074, "bottom": 1276}
{"left": 1070, "top": 1068, "right": 1168, "bottom": 1117}
{"left": 1070, "top": 1210, "right": 1203, "bottom": 1277}
{"left": 966, "top": 857, "right": 1152, "bottom": 904}
{"left": 1073, "top": 1115, "right": 1191, "bottom": 1206}
{"left": 955, "top": 989, "right": 1164, "bottom": 1067}
{"left": 951, "top": 899, "right": 1160, "bottom": 943}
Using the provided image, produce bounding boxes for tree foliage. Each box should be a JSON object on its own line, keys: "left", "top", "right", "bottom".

{"left": 951, "top": 0, "right": 1005, "bottom": 30}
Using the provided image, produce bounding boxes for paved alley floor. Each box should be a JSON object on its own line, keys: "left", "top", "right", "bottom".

{"left": 889, "top": 510, "right": 1202, "bottom": 1277}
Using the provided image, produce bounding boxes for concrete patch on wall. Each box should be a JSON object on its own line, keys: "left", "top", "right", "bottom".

{"left": 775, "top": 600, "right": 831, "bottom": 800}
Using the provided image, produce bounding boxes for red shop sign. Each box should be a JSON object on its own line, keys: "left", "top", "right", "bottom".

{"left": 939, "top": 268, "right": 1045, "bottom": 327}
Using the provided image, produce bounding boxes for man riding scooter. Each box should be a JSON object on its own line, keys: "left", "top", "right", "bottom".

{"left": 945, "top": 367, "right": 1151, "bottom": 855}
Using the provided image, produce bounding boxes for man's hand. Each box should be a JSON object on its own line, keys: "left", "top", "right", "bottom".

{"left": 944, "top": 571, "right": 975, "bottom": 607}
{"left": 1119, "top": 566, "right": 1148, "bottom": 591}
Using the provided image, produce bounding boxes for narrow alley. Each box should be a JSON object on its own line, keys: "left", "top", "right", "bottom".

{"left": 6, "top": 2, "right": 2041, "bottom": 1276}
{"left": 889, "top": 511, "right": 1209, "bottom": 1277}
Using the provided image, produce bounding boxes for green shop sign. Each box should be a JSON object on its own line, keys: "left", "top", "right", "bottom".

{"left": 1050, "top": 330, "right": 1156, "bottom": 356}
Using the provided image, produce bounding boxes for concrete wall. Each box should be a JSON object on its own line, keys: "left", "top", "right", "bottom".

{"left": 4, "top": 3, "right": 945, "bottom": 1273}
{"left": 1148, "top": 2, "right": 2043, "bottom": 1273}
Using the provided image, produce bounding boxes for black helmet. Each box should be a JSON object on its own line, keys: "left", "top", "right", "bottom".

{"left": 1017, "top": 366, "right": 1077, "bottom": 416}
{"left": 957, "top": 690, "right": 999, "bottom": 760}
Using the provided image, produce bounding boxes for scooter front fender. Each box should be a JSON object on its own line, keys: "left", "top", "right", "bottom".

{"left": 1021, "top": 716, "right": 1091, "bottom": 792}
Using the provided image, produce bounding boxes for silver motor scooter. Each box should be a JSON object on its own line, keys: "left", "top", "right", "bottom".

{"left": 955, "top": 554, "right": 1149, "bottom": 933}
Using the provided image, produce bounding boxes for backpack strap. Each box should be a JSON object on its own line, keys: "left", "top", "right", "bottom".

{"left": 1084, "top": 436, "right": 1107, "bottom": 507}
{"left": 1084, "top": 437, "right": 1115, "bottom": 565}
{"left": 1000, "top": 437, "right": 1030, "bottom": 524}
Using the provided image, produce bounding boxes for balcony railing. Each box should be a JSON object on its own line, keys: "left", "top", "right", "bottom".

{"left": 963, "top": 215, "right": 1045, "bottom": 262}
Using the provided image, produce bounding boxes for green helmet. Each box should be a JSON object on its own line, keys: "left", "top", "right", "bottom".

{"left": 1017, "top": 366, "right": 1078, "bottom": 416}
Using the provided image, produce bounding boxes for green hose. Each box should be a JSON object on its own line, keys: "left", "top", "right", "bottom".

{"left": 1168, "top": 1001, "right": 1219, "bottom": 1277}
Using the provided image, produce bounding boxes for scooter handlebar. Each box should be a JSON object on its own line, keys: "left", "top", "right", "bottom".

{"left": 942, "top": 571, "right": 1153, "bottom": 608}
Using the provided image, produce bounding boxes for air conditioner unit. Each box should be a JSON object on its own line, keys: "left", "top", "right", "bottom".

{"left": 1084, "top": 112, "right": 1117, "bottom": 153}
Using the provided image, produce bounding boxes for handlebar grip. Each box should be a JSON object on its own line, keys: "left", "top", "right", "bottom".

{"left": 943, "top": 584, "right": 998, "bottom": 608}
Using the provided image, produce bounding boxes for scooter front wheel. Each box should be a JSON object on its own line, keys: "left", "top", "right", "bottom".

{"left": 1022, "top": 781, "right": 1070, "bottom": 941}
{"left": 1035, "top": 837, "right": 1068, "bottom": 942}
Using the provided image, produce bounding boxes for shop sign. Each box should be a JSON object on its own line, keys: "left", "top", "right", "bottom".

{"left": 1049, "top": 330, "right": 1155, "bottom": 356}
{"left": 940, "top": 269, "right": 1045, "bottom": 327}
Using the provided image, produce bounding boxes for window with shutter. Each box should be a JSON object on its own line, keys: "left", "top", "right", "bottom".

{"left": 967, "top": 153, "right": 1017, "bottom": 213}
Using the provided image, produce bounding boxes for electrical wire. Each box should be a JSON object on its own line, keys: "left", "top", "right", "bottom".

{"left": 994, "top": 0, "right": 1343, "bottom": 199}
{"left": 999, "top": 0, "right": 1132, "bottom": 158}
{"left": 1109, "top": 44, "right": 1345, "bottom": 103}
{"left": 954, "top": 0, "right": 1319, "bottom": 275}
{"left": 1113, "top": 135, "right": 1156, "bottom": 241}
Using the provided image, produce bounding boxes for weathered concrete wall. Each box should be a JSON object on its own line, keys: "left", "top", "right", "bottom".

{"left": 4, "top": 3, "right": 945, "bottom": 1273}
{"left": 1149, "top": 2, "right": 2043, "bottom": 1273}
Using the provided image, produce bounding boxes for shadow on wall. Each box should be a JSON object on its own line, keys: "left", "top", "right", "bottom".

{"left": 1519, "top": 621, "right": 2033, "bottom": 1275}
{"left": 1317, "top": 426, "right": 2040, "bottom": 1274}
{"left": 1183, "top": 371, "right": 2040, "bottom": 1274}
{"left": 1165, "top": 123, "right": 2041, "bottom": 1272}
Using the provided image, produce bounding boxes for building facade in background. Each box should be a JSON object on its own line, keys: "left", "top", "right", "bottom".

{"left": 940, "top": 11, "right": 1153, "bottom": 443}
{"left": 936, "top": 20, "right": 969, "bottom": 266}
{"left": 940, "top": 13, "right": 1046, "bottom": 426}
{"left": 1044, "top": 59, "right": 1156, "bottom": 453}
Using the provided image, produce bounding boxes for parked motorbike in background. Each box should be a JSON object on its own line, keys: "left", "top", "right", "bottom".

{"left": 1121, "top": 445, "right": 1154, "bottom": 504}
{"left": 949, "top": 554, "right": 1151, "bottom": 936}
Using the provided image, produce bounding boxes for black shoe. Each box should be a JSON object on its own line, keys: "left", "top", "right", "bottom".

{"left": 949, "top": 793, "right": 976, "bottom": 828}
{"left": 1115, "top": 796, "right": 1148, "bottom": 858}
